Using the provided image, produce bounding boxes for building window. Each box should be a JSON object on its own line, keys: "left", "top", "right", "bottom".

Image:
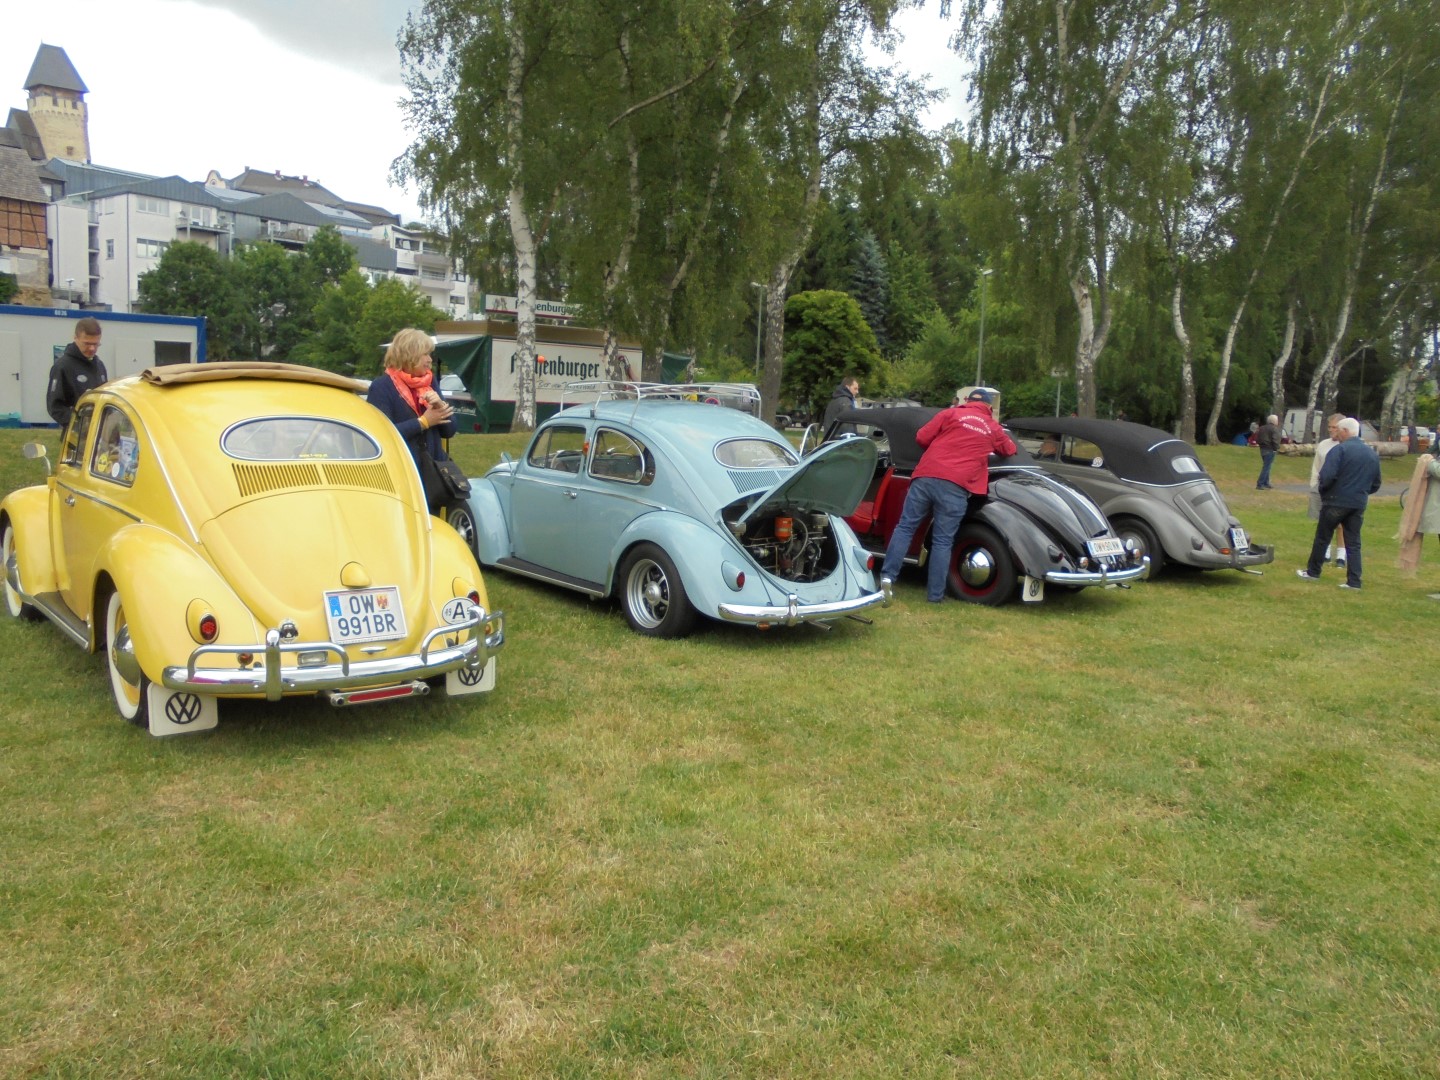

{"left": 136, "top": 197, "right": 168, "bottom": 215}
{"left": 136, "top": 238, "right": 170, "bottom": 260}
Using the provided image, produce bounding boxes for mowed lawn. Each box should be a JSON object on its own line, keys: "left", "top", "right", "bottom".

{"left": 1, "top": 427, "right": 1436, "bottom": 1078}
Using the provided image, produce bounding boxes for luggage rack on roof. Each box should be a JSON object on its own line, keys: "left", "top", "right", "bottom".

{"left": 562, "top": 380, "right": 761, "bottom": 416}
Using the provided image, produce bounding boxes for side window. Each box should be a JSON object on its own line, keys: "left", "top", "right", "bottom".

{"left": 61, "top": 403, "right": 95, "bottom": 466}
{"left": 590, "top": 428, "right": 653, "bottom": 486}
{"left": 526, "top": 425, "right": 588, "bottom": 474}
{"left": 89, "top": 406, "right": 140, "bottom": 487}
{"left": 1061, "top": 437, "right": 1105, "bottom": 468}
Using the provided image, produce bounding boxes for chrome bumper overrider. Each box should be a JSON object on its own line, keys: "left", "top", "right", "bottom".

{"left": 161, "top": 604, "right": 504, "bottom": 700}
{"left": 1043, "top": 558, "right": 1149, "bottom": 586}
{"left": 717, "top": 590, "right": 888, "bottom": 627}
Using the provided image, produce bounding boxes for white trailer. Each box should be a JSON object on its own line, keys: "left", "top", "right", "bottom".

{"left": 0, "top": 305, "right": 206, "bottom": 426}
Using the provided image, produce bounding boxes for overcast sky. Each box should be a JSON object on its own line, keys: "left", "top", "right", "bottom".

{"left": 4, "top": 0, "right": 965, "bottom": 225}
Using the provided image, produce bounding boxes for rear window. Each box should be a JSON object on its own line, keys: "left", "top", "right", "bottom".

{"left": 222, "top": 417, "right": 380, "bottom": 461}
{"left": 714, "top": 438, "right": 797, "bottom": 469}
{"left": 1171, "top": 455, "right": 1203, "bottom": 475}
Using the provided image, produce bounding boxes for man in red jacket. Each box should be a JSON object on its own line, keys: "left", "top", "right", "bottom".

{"left": 879, "top": 388, "right": 1018, "bottom": 602}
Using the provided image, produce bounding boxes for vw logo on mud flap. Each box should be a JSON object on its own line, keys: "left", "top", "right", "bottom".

{"left": 442, "top": 598, "right": 473, "bottom": 624}
{"left": 165, "top": 693, "right": 204, "bottom": 726}
{"left": 455, "top": 664, "right": 485, "bottom": 687}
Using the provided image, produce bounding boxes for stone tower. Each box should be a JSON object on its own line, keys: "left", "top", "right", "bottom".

{"left": 23, "top": 44, "right": 90, "bottom": 163}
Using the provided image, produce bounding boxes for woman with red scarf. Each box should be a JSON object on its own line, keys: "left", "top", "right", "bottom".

{"left": 367, "top": 328, "right": 456, "bottom": 512}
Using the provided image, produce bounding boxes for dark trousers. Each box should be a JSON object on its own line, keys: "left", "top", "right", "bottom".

{"left": 1307, "top": 504, "right": 1365, "bottom": 587}
{"left": 1256, "top": 449, "right": 1276, "bottom": 488}
{"left": 880, "top": 476, "right": 971, "bottom": 601}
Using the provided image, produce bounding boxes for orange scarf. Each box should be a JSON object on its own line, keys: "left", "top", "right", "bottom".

{"left": 387, "top": 367, "right": 434, "bottom": 417}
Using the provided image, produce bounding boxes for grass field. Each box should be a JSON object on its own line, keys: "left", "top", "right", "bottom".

{"left": 2, "top": 428, "right": 1436, "bottom": 1078}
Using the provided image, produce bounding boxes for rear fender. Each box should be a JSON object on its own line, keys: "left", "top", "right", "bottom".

{"left": 612, "top": 513, "right": 736, "bottom": 605}
{"left": 1, "top": 487, "right": 57, "bottom": 596}
{"left": 966, "top": 499, "right": 1052, "bottom": 576}
{"left": 96, "top": 525, "right": 260, "bottom": 679}
{"left": 430, "top": 515, "right": 493, "bottom": 612}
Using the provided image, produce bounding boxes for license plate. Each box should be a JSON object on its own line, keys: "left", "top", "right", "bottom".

{"left": 324, "top": 586, "right": 407, "bottom": 644}
{"left": 1087, "top": 536, "right": 1125, "bottom": 559}
{"left": 1229, "top": 527, "right": 1248, "bottom": 551}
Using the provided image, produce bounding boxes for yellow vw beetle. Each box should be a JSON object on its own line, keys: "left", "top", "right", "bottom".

{"left": 1, "top": 362, "right": 504, "bottom": 735}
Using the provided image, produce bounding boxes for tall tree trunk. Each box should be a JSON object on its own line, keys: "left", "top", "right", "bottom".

{"left": 1171, "top": 277, "right": 1195, "bottom": 442}
{"left": 505, "top": 9, "right": 539, "bottom": 431}
{"left": 1269, "top": 298, "right": 1296, "bottom": 424}
{"left": 1204, "top": 70, "right": 1336, "bottom": 445}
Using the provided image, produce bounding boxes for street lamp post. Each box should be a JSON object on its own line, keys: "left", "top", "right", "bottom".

{"left": 1051, "top": 368, "right": 1064, "bottom": 416}
{"left": 975, "top": 268, "right": 993, "bottom": 386}
{"left": 750, "top": 282, "right": 765, "bottom": 373}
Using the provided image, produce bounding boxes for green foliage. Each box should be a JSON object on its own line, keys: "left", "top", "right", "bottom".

{"left": 135, "top": 242, "right": 241, "bottom": 360}
{"left": 289, "top": 271, "right": 372, "bottom": 374}
{"left": 780, "top": 290, "right": 883, "bottom": 412}
{"left": 301, "top": 225, "right": 358, "bottom": 286}
{"left": 849, "top": 231, "right": 890, "bottom": 352}
{"left": 353, "top": 279, "right": 438, "bottom": 378}
{"left": 0, "top": 273, "right": 17, "bottom": 304}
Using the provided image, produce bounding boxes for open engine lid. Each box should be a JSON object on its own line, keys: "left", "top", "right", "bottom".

{"left": 736, "top": 435, "right": 878, "bottom": 526}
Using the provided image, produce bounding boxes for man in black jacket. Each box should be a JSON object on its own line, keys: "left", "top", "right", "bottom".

{"left": 1297, "top": 417, "right": 1381, "bottom": 589}
{"left": 46, "top": 317, "right": 108, "bottom": 429}
{"left": 1255, "top": 413, "right": 1282, "bottom": 488}
{"left": 821, "top": 376, "right": 860, "bottom": 431}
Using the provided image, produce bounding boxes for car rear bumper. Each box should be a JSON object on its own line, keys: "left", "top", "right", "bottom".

{"left": 717, "top": 590, "right": 888, "bottom": 627}
{"left": 161, "top": 604, "right": 505, "bottom": 700}
{"left": 1043, "top": 559, "right": 1149, "bottom": 587}
{"left": 1185, "top": 544, "right": 1276, "bottom": 570}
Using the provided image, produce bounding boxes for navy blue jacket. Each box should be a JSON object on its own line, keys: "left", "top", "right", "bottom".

{"left": 1317, "top": 437, "right": 1381, "bottom": 510}
{"left": 366, "top": 375, "right": 456, "bottom": 470}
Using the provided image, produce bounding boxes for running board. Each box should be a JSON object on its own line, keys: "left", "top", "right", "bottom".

{"left": 30, "top": 592, "right": 91, "bottom": 648}
{"left": 494, "top": 558, "right": 607, "bottom": 596}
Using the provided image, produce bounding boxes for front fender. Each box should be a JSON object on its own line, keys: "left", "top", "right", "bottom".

{"left": 1, "top": 485, "right": 56, "bottom": 597}
{"left": 98, "top": 525, "right": 261, "bottom": 681}
{"left": 464, "top": 480, "right": 512, "bottom": 568}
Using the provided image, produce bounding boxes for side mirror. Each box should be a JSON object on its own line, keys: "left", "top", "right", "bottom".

{"left": 22, "top": 441, "right": 52, "bottom": 476}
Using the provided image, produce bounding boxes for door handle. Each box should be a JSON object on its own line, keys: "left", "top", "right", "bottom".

{"left": 64, "top": 495, "right": 76, "bottom": 507}
{"left": 563, "top": 489, "right": 579, "bottom": 500}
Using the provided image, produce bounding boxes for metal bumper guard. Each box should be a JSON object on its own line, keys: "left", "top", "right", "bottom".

{"left": 162, "top": 604, "right": 505, "bottom": 700}
{"left": 1043, "top": 558, "right": 1149, "bottom": 586}
{"left": 718, "top": 589, "right": 888, "bottom": 627}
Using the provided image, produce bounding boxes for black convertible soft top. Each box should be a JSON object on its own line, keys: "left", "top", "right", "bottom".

{"left": 1006, "top": 416, "right": 1213, "bottom": 486}
{"left": 827, "top": 405, "right": 1033, "bottom": 472}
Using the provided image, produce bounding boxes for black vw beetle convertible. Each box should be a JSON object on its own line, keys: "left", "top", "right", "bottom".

{"left": 810, "top": 406, "right": 1147, "bottom": 605}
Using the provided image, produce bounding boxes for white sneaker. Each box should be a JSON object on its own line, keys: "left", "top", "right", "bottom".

{"left": 1295, "top": 569, "right": 1320, "bottom": 581}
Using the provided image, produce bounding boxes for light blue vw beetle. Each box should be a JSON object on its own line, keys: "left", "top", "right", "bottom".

{"left": 454, "top": 383, "right": 887, "bottom": 637}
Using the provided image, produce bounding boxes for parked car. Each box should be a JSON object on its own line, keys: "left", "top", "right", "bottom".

{"left": 437, "top": 371, "right": 482, "bottom": 434}
{"left": 1005, "top": 416, "right": 1275, "bottom": 579}
{"left": 817, "top": 406, "right": 1146, "bottom": 605}
{"left": 459, "top": 382, "right": 886, "bottom": 637}
{"left": 1, "top": 362, "right": 505, "bottom": 736}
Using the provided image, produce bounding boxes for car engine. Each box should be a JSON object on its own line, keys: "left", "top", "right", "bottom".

{"left": 725, "top": 508, "right": 839, "bottom": 583}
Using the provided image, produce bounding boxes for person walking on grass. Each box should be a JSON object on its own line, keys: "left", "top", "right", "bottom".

{"left": 1255, "top": 413, "right": 1282, "bottom": 489}
{"left": 1297, "top": 418, "right": 1380, "bottom": 590}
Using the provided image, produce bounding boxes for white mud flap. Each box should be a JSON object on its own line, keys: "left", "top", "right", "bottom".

{"left": 147, "top": 686, "right": 219, "bottom": 736}
{"left": 445, "top": 657, "right": 496, "bottom": 697}
{"left": 1022, "top": 576, "right": 1045, "bottom": 602}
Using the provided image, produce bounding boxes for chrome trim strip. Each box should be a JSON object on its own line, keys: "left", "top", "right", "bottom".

{"left": 1042, "top": 559, "right": 1149, "bottom": 586}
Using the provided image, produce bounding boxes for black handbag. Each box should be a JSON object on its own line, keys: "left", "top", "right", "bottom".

{"left": 418, "top": 447, "right": 471, "bottom": 507}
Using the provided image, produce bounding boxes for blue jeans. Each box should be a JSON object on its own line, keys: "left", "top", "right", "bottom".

{"left": 880, "top": 476, "right": 971, "bottom": 601}
{"left": 1257, "top": 450, "right": 1275, "bottom": 488}
{"left": 1308, "top": 504, "right": 1364, "bottom": 587}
